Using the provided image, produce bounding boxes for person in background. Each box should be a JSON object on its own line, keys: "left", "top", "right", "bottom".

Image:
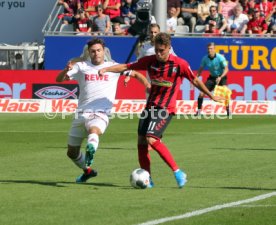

{"left": 136, "top": 23, "right": 176, "bottom": 59}
{"left": 218, "top": 0, "right": 236, "bottom": 19}
{"left": 11, "top": 53, "right": 24, "bottom": 70}
{"left": 167, "top": 0, "right": 181, "bottom": 18}
{"left": 227, "top": 4, "right": 249, "bottom": 35}
{"left": 267, "top": 7, "right": 276, "bottom": 36}
{"left": 195, "top": 42, "right": 231, "bottom": 117}
{"left": 121, "top": 0, "right": 137, "bottom": 25}
{"left": 204, "top": 5, "right": 227, "bottom": 35}
{"left": 103, "top": 0, "right": 124, "bottom": 23}
{"left": 247, "top": 8, "right": 268, "bottom": 35}
{"left": 197, "top": 0, "right": 217, "bottom": 25}
{"left": 113, "top": 22, "right": 129, "bottom": 35}
{"left": 73, "top": 9, "right": 93, "bottom": 35}
{"left": 167, "top": 7, "right": 178, "bottom": 34}
{"left": 178, "top": 0, "right": 199, "bottom": 33}
{"left": 92, "top": 4, "right": 112, "bottom": 35}
{"left": 82, "top": 0, "right": 103, "bottom": 19}
{"left": 58, "top": 0, "right": 82, "bottom": 24}
{"left": 255, "top": 0, "right": 274, "bottom": 22}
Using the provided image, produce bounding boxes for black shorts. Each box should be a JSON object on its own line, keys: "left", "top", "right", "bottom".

{"left": 205, "top": 76, "right": 227, "bottom": 92}
{"left": 138, "top": 108, "right": 173, "bottom": 139}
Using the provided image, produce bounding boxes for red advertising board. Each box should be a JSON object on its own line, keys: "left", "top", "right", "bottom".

{"left": 1, "top": 99, "right": 275, "bottom": 115}
{"left": 1, "top": 70, "right": 276, "bottom": 100}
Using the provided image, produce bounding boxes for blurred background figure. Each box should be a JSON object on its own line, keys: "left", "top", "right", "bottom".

{"left": 247, "top": 8, "right": 268, "bottom": 35}
{"left": 197, "top": 0, "right": 217, "bottom": 25}
{"left": 204, "top": 5, "right": 227, "bottom": 35}
{"left": 167, "top": 0, "right": 181, "bottom": 18}
{"left": 92, "top": 4, "right": 112, "bottom": 35}
{"left": 167, "top": 7, "right": 178, "bottom": 34}
{"left": 11, "top": 53, "right": 24, "bottom": 70}
{"left": 227, "top": 4, "right": 249, "bottom": 35}
{"left": 82, "top": 0, "right": 103, "bottom": 19}
{"left": 58, "top": 0, "right": 82, "bottom": 24}
{"left": 218, "top": 0, "right": 236, "bottom": 20}
{"left": 113, "top": 22, "right": 128, "bottom": 35}
{"left": 121, "top": 0, "right": 137, "bottom": 25}
{"left": 103, "top": 0, "right": 124, "bottom": 24}
{"left": 73, "top": 9, "right": 93, "bottom": 35}
{"left": 178, "top": 0, "right": 199, "bottom": 33}
{"left": 267, "top": 7, "right": 276, "bottom": 36}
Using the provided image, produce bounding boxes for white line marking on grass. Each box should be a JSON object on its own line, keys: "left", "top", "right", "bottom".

{"left": 137, "top": 192, "right": 276, "bottom": 225}
{"left": 234, "top": 204, "right": 276, "bottom": 208}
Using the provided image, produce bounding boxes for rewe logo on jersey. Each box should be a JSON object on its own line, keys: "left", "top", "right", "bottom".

{"left": 35, "top": 86, "right": 78, "bottom": 99}
{"left": 85, "top": 74, "right": 109, "bottom": 81}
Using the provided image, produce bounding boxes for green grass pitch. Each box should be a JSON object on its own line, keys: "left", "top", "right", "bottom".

{"left": 0, "top": 114, "right": 276, "bottom": 225}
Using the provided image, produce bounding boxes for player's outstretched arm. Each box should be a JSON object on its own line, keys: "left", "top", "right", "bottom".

{"left": 192, "top": 77, "right": 223, "bottom": 102}
{"left": 130, "top": 70, "right": 151, "bottom": 89}
{"left": 56, "top": 68, "right": 70, "bottom": 82}
{"left": 196, "top": 66, "right": 204, "bottom": 77}
{"left": 98, "top": 63, "right": 128, "bottom": 75}
{"left": 56, "top": 60, "right": 76, "bottom": 82}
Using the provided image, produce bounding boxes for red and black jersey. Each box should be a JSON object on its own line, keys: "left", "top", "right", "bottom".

{"left": 76, "top": 18, "right": 93, "bottom": 32}
{"left": 247, "top": 17, "right": 268, "bottom": 33}
{"left": 127, "top": 54, "right": 195, "bottom": 114}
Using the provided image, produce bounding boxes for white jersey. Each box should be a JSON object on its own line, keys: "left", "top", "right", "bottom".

{"left": 227, "top": 13, "right": 249, "bottom": 32}
{"left": 67, "top": 61, "right": 121, "bottom": 113}
{"left": 137, "top": 41, "right": 176, "bottom": 59}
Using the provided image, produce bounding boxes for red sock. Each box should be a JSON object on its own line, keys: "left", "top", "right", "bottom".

{"left": 138, "top": 144, "right": 151, "bottom": 174}
{"left": 151, "top": 139, "right": 178, "bottom": 171}
{"left": 84, "top": 167, "right": 91, "bottom": 174}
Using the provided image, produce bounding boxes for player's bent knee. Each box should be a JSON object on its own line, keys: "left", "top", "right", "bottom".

{"left": 138, "top": 135, "right": 147, "bottom": 145}
{"left": 146, "top": 136, "right": 158, "bottom": 146}
{"left": 199, "top": 92, "right": 204, "bottom": 98}
{"left": 67, "top": 145, "right": 81, "bottom": 159}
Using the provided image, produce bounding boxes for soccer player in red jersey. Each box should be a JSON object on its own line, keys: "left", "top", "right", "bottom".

{"left": 98, "top": 32, "right": 221, "bottom": 188}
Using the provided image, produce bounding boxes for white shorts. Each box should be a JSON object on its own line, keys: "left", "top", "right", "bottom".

{"left": 67, "top": 112, "right": 109, "bottom": 146}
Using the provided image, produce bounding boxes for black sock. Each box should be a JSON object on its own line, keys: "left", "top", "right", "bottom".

{"left": 226, "top": 106, "right": 230, "bottom": 116}
{"left": 198, "top": 97, "right": 203, "bottom": 110}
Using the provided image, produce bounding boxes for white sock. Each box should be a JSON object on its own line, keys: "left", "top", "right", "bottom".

{"left": 72, "top": 152, "right": 86, "bottom": 170}
{"left": 88, "top": 133, "right": 99, "bottom": 151}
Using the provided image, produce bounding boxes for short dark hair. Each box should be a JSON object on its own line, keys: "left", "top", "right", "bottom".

{"left": 150, "top": 23, "right": 160, "bottom": 31}
{"left": 96, "top": 4, "right": 103, "bottom": 11}
{"left": 154, "top": 32, "right": 171, "bottom": 46}
{"left": 87, "top": 38, "right": 105, "bottom": 49}
{"left": 209, "top": 6, "right": 217, "bottom": 12}
{"left": 208, "top": 42, "right": 215, "bottom": 47}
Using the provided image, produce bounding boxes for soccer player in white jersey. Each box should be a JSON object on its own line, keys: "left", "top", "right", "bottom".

{"left": 56, "top": 38, "right": 150, "bottom": 183}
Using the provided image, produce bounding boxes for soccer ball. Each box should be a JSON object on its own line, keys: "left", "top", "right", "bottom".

{"left": 130, "top": 168, "right": 150, "bottom": 189}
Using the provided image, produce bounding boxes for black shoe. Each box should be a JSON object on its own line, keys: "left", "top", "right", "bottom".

{"left": 76, "top": 168, "right": 97, "bottom": 183}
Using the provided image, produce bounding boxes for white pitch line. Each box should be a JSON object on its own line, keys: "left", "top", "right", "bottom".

{"left": 137, "top": 192, "right": 276, "bottom": 225}
{"left": 234, "top": 204, "right": 276, "bottom": 208}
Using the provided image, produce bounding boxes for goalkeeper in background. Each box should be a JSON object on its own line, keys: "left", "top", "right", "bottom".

{"left": 195, "top": 42, "right": 231, "bottom": 117}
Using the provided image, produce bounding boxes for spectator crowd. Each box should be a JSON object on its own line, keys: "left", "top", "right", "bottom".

{"left": 57, "top": 0, "right": 276, "bottom": 36}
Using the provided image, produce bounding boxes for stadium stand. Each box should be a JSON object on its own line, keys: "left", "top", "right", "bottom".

{"left": 174, "top": 25, "right": 190, "bottom": 36}
{"left": 0, "top": 43, "right": 44, "bottom": 70}
{"left": 59, "top": 24, "right": 75, "bottom": 34}
{"left": 194, "top": 25, "right": 206, "bottom": 33}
